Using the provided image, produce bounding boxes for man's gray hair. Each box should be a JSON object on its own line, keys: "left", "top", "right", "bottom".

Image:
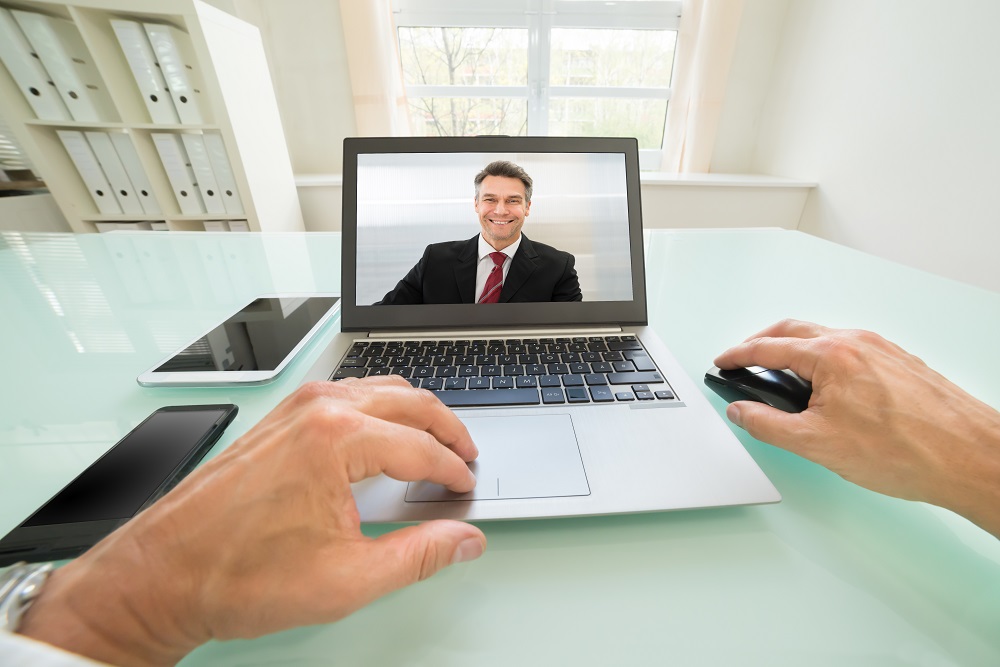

{"left": 474, "top": 161, "right": 533, "bottom": 202}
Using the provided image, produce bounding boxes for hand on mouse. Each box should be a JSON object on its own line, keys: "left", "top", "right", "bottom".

{"left": 19, "top": 377, "right": 486, "bottom": 667}
{"left": 714, "top": 319, "right": 1000, "bottom": 538}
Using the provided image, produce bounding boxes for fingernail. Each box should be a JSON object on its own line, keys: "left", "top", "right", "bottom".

{"left": 452, "top": 537, "right": 485, "bottom": 565}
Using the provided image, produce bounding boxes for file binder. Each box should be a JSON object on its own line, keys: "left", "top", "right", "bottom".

{"left": 180, "top": 133, "right": 225, "bottom": 215}
{"left": 0, "top": 8, "right": 71, "bottom": 121}
{"left": 143, "top": 23, "right": 206, "bottom": 125}
{"left": 202, "top": 132, "right": 245, "bottom": 215}
{"left": 151, "top": 132, "right": 205, "bottom": 215}
{"left": 12, "top": 10, "right": 116, "bottom": 123}
{"left": 85, "top": 131, "right": 144, "bottom": 216}
{"left": 111, "top": 19, "right": 180, "bottom": 124}
{"left": 57, "top": 130, "right": 122, "bottom": 215}
{"left": 108, "top": 132, "right": 162, "bottom": 216}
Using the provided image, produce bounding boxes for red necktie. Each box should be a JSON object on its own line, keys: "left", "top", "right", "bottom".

{"left": 478, "top": 252, "right": 506, "bottom": 303}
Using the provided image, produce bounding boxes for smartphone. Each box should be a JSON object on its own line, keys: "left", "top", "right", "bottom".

{"left": 0, "top": 405, "right": 238, "bottom": 566}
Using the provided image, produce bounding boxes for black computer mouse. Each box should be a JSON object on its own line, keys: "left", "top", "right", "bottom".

{"left": 704, "top": 365, "right": 812, "bottom": 413}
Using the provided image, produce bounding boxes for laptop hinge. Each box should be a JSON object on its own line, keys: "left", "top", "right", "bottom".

{"left": 366, "top": 326, "right": 623, "bottom": 339}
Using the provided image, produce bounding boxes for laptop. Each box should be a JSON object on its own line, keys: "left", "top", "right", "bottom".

{"left": 300, "top": 136, "right": 780, "bottom": 522}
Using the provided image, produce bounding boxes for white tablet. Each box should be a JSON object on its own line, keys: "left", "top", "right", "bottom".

{"left": 137, "top": 294, "right": 341, "bottom": 387}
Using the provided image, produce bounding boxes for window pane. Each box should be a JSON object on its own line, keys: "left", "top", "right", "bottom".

{"left": 398, "top": 27, "right": 528, "bottom": 86}
{"left": 550, "top": 29, "right": 676, "bottom": 87}
{"left": 408, "top": 97, "right": 528, "bottom": 136}
{"left": 548, "top": 98, "right": 667, "bottom": 149}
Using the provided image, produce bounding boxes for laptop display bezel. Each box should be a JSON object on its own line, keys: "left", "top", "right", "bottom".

{"left": 341, "top": 136, "right": 648, "bottom": 332}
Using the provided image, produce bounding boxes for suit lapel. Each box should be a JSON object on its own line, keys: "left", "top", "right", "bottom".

{"left": 454, "top": 235, "right": 479, "bottom": 304}
{"left": 499, "top": 234, "right": 538, "bottom": 303}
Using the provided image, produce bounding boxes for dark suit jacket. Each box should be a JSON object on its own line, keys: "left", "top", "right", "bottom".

{"left": 376, "top": 234, "right": 583, "bottom": 305}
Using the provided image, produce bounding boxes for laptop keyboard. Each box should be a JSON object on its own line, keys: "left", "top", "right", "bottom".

{"left": 329, "top": 335, "right": 677, "bottom": 408}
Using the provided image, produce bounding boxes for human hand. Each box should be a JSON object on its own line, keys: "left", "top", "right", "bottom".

{"left": 19, "top": 377, "right": 486, "bottom": 666}
{"left": 714, "top": 319, "right": 1000, "bottom": 537}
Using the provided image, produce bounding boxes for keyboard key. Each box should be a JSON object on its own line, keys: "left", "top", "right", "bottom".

{"left": 482, "top": 365, "right": 502, "bottom": 377}
{"left": 635, "top": 391, "right": 655, "bottom": 400}
{"left": 616, "top": 392, "right": 635, "bottom": 402}
{"left": 613, "top": 360, "right": 636, "bottom": 373}
{"left": 632, "top": 384, "right": 650, "bottom": 393}
{"left": 582, "top": 352, "right": 602, "bottom": 363}
{"left": 539, "top": 375, "right": 562, "bottom": 387}
{"left": 413, "top": 367, "right": 434, "bottom": 378}
{"left": 389, "top": 368, "right": 412, "bottom": 378}
{"left": 590, "top": 386, "right": 615, "bottom": 402}
{"left": 445, "top": 378, "right": 467, "bottom": 390}
{"left": 566, "top": 387, "right": 590, "bottom": 403}
{"left": 498, "top": 354, "right": 517, "bottom": 365}
{"left": 655, "top": 390, "right": 676, "bottom": 400}
{"left": 625, "top": 351, "right": 657, "bottom": 372}
{"left": 340, "top": 357, "right": 366, "bottom": 368}
{"left": 332, "top": 367, "right": 368, "bottom": 379}
{"left": 607, "top": 372, "right": 664, "bottom": 385}
{"left": 503, "top": 365, "right": 525, "bottom": 376}
{"left": 468, "top": 377, "right": 491, "bottom": 389}
{"left": 569, "top": 362, "right": 590, "bottom": 374}
{"left": 584, "top": 373, "right": 608, "bottom": 386}
{"left": 526, "top": 364, "right": 546, "bottom": 375}
{"left": 540, "top": 353, "right": 560, "bottom": 364}
{"left": 459, "top": 366, "right": 479, "bottom": 377}
{"left": 562, "top": 374, "right": 585, "bottom": 387}
{"left": 421, "top": 378, "right": 443, "bottom": 390}
{"left": 547, "top": 363, "right": 570, "bottom": 375}
{"left": 592, "top": 362, "right": 614, "bottom": 373}
{"left": 608, "top": 340, "right": 642, "bottom": 351}
{"left": 542, "top": 388, "right": 565, "bottom": 404}
{"left": 433, "top": 388, "right": 540, "bottom": 407}
{"left": 603, "top": 351, "right": 625, "bottom": 362}
{"left": 492, "top": 376, "right": 514, "bottom": 389}
{"left": 407, "top": 378, "right": 421, "bottom": 388}
{"left": 436, "top": 366, "right": 458, "bottom": 378}
{"left": 516, "top": 376, "right": 538, "bottom": 388}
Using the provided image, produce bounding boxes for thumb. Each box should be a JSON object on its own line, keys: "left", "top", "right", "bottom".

{"left": 726, "top": 400, "right": 802, "bottom": 451}
{"left": 366, "top": 520, "right": 486, "bottom": 593}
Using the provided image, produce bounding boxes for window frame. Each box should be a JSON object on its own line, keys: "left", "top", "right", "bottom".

{"left": 392, "top": 0, "right": 682, "bottom": 170}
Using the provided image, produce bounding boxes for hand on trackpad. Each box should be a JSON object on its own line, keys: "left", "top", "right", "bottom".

{"left": 405, "top": 414, "right": 590, "bottom": 502}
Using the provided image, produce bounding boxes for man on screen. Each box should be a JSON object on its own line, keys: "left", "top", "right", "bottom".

{"left": 376, "top": 160, "right": 583, "bottom": 305}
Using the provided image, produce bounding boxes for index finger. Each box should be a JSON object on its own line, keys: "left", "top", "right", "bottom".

{"left": 280, "top": 379, "right": 478, "bottom": 463}
{"left": 741, "top": 319, "right": 832, "bottom": 343}
{"left": 338, "top": 377, "right": 479, "bottom": 462}
{"left": 713, "top": 336, "right": 820, "bottom": 382}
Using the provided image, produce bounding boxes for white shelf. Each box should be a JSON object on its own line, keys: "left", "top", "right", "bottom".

{"left": 0, "top": 0, "right": 303, "bottom": 233}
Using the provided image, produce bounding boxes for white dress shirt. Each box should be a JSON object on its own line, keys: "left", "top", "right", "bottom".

{"left": 1, "top": 631, "right": 107, "bottom": 666}
{"left": 474, "top": 233, "right": 522, "bottom": 303}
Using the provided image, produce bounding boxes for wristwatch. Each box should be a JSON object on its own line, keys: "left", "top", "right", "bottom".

{"left": 0, "top": 561, "right": 53, "bottom": 632}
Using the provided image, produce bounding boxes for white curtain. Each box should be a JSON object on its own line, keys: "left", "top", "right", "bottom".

{"left": 339, "top": 0, "right": 411, "bottom": 136}
{"left": 660, "top": 0, "right": 744, "bottom": 172}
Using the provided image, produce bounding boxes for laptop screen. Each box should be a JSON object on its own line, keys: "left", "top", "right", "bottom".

{"left": 341, "top": 136, "right": 647, "bottom": 331}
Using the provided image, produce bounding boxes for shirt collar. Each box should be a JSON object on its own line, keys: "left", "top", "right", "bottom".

{"left": 478, "top": 233, "right": 522, "bottom": 262}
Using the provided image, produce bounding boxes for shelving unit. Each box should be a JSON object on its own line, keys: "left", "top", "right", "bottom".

{"left": 0, "top": 0, "right": 304, "bottom": 232}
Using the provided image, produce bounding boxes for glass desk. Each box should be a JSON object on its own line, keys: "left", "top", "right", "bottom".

{"left": 1, "top": 230, "right": 998, "bottom": 665}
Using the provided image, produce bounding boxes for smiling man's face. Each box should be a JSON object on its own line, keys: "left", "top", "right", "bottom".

{"left": 475, "top": 175, "right": 531, "bottom": 251}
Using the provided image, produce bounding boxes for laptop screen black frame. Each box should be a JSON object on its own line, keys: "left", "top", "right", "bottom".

{"left": 341, "top": 136, "right": 647, "bottom": 332}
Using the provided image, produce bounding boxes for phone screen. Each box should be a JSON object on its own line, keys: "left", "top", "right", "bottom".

{"left": 0, "top": 405, "right": 237, "bottom": 566}
{"left": 23, "top": 408, "right": 230, "bottom": 526}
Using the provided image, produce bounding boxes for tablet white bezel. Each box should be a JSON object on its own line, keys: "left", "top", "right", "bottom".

{"left": 137, "top": 293, "right": 341, "bottom": 387}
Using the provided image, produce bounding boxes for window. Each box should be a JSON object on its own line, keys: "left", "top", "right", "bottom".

{"left": 392, "top": 0, "right": 681, "bottom": 170}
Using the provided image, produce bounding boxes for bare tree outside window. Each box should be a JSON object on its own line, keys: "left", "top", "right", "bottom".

{"left": 399, "top": 27, "right": 528, "bottom": 136}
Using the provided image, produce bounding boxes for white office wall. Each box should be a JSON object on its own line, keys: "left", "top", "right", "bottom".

{"left": 746, "top": 0, "right": 1000, "bottom": 294}
{"left": 224, "top": 0, "right": 356, "bottom": 174}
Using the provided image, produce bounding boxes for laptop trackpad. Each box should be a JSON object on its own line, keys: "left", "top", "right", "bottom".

{"left": 404, "top": 414, "right": 590, "bottom": 502}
